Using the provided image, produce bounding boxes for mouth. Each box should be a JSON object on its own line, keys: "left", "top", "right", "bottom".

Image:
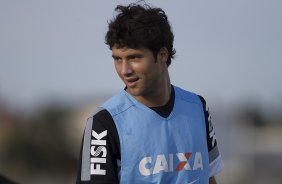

{"left": 125, "top": 77, "right": 139, "bottom": 87}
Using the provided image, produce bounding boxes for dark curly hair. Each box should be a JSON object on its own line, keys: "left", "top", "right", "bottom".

{"left": 105, "top": 3, "right": 176, "bottom": 67}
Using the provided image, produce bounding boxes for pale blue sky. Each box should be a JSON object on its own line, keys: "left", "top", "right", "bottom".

{"left": 0, "top": 0, "right": 281, "bottom": 109}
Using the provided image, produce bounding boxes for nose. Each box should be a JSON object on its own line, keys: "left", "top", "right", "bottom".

{"left": 120, "top": 60, "right": 133, "bottom": 76}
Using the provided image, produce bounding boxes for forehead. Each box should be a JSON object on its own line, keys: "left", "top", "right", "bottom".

{"left": 112, "top": 45, "right": 152, "bottom": 57}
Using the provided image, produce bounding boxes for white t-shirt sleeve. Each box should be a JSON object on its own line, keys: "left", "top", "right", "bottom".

{"left": 209, "top": 154, "right": 224, "bottom": 177}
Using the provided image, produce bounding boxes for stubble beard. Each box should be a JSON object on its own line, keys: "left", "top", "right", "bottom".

{"left": 127, "top": 78, "right": 161, "bottom": 99}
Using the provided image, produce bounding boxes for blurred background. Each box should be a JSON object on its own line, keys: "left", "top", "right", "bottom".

{"left": 1, "top": 0, "right": 281, "bottom": 183}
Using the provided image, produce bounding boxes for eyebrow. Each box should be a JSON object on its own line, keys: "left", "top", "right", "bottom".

{"left": 112, "top": 55, "right": 120, "bottom": 59}
{"left": 112, "top": 53, "right": 143, "bottom": 60}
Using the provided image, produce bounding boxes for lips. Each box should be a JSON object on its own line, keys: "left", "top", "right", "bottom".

{"left": 125, "top": 77, "right": 139, "bottom": 87}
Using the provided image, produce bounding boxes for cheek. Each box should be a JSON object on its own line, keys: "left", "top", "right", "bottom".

{"left": 114, "top": 64, "right": 123, "bottom": 79}
{"left": 132, "top": 61, "right": 152, "bottom": 75}
{"left": 114, "top": 63, "right": 121, "bottom": 74}
{"left": 146, "top": 65, "right": 164, "bottom": 83}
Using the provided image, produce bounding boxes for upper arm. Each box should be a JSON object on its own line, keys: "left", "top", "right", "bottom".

{"left": 76, "top": 109, "right": 120, "bottom": 184}
{"left": 198, "top": 95, "right": 224, "bottom": 177}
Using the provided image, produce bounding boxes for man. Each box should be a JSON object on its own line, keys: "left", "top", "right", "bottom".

{"left": 77, "top": 3, "right": 223, "bottom": 184}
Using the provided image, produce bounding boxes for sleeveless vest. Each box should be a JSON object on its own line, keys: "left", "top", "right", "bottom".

{"left": 101, "top": 86, "right": 209, "bottom": 184}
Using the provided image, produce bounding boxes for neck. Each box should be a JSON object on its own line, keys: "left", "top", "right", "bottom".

{"left": 135, "top": 75, "right": 171, "bottom": 107}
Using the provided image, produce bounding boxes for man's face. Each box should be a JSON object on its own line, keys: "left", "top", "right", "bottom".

{"left": 112, "top": 46, "right": 167, "bottom": 98}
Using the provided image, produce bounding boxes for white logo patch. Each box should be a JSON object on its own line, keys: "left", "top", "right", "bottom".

{"left": 90, "top": 130, "right": 107, "bottom": 175}
{"left": 139, "top": 152, "right": 203, "bottom": 176}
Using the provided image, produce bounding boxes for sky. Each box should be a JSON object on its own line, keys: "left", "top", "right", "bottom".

{"left": 0, "top": 0, "right": 281, "bottom": 110}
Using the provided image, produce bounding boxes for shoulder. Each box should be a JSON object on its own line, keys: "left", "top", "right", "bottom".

{"left": 101, "top": 90, "right": 136, "bottom": 117}
{"left": 173, "top": 85, "right": 202, "bottom": 105}
{"left": 197, "top": 95, "right": 209, "bottom": 110}
{"left": 85, "top": 108, "right": 118, "bottom": 136}
{"left": 92, "top": 108, "right": 113, "bottom": 123}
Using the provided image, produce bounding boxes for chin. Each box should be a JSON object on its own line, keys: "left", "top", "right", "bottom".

{"left": 127, "top": 87, "right": 143, "bottom": 97}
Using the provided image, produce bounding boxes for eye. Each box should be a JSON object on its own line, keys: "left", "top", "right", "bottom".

{"left": 128, "top": 55, "right": 142, "bottom": 62}
{"left": 113, "top": 57, "right": 122, "bottom": 63}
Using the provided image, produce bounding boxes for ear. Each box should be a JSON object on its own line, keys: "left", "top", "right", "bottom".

{"left": 157, "top": 47, "right": 169, "bottom": 64}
